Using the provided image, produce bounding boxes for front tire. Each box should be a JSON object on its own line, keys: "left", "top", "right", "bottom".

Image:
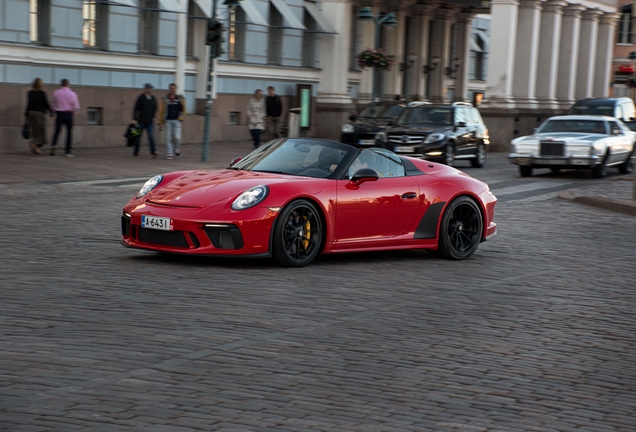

{"left": 272, "top": 200, "right": 322, "bottom": 267}
{"left": 619, "top": 148, "right": 635, "bottom": 174}
{"left": 444, "top": 144, "right": 455, "bottom": 167}
{"left": 471, "top": 142, "right": 487, "bottom": 168}
{"left": 519, "top": 166, "right": 533, "bottom": 177}
{"left": 435, "top": 196, "right": 484, "bottom": 260}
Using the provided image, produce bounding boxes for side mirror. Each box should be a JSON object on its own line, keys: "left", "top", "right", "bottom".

{"left": 229, "top": 157, "right": 242, "bottom": 166}
{"left": 457, "top": 121, "right": 467, "bottom": 128}
{"left": 350, "top": 168, "right": 379, "bottom": 185}
{"left": 612, "top": 129, "right": 622, "bottom": 136}
{"left": 349, "top": 114, "right": 357, "bottom": 121}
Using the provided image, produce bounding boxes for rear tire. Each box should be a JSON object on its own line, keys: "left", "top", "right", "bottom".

{"left": 471, "top": 142, "right": 487, "bottom": 168}
{"left": 435, "top": 196, "right": 483, "bottom": 260}
{"left": 619, "top": 148, "right": 635, "bottom": 174}
{"left": 519, "top": 166, "right": 533, "bottom": 177}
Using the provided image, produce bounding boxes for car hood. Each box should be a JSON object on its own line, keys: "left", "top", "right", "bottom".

{"left": 146, "top": 169, "right": 301, "bottom": 207}
{"left": 516, "top": 132, "right": 605, "bottom": 143}
{"left": 352, "top": 120, "right": 392, "bottom": 133}
{"left": 388, "top": 125, "right": 449, "bottom": 134}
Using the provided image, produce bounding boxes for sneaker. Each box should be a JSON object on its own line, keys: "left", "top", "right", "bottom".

{"left": 151, "top": 151, "right": 158, "bottom": 159}
{"left": 175, "top": 151, "right": 181, "bottom": 158}
{"left": 65, "top": 153, "right": 75, "bottom": 158}
{"left": 50, "top": 146, "right": 57, "bottom": 156}
{"left": 165, "top": 155, "right": 174, "bottom": 160}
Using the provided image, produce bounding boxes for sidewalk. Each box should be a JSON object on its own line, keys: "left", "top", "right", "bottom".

{"left": 2, "top": 141, "right": 635, "bottom": 217}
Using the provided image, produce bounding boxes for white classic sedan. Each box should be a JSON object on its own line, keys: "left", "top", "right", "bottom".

{"left": 509, "top": 115, "right": 635, "bottom": 178}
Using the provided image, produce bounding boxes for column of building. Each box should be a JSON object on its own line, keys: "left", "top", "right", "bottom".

{"left": 453, "top": 12, "right": 473, "bottom": 103}
{"left": 382, "top": 7, "right": 406, "bottom": 100}
{"left": 575, "top": 9, "right": 602, "bottom": 99}
{"left": 429, "top": 7, "right": 455, "bottom": 103}
{"left": 411, "top": 4, "right": 437, "bottom": 101}
{"left": 511, "top": 0, "right": 542, "bottom": 108}
{"left": 556, "top": 4, "right": 584, "bottom": 108}
{"left": 535, "top": 0, "right": 566, "bottom": 109}
{"left": 593, "top": 13, "right": 620, "bottom": 97}
{"left": 357, "top": 4, "right": 378, "bottom": 104}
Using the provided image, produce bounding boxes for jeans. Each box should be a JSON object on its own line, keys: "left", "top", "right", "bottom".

{"left": 51, "top": 112, "right": 73, "bottom": 154}
{"left": 134, "top": 122, "right": 156, "bottom": 155}
{"left": 250, "top": 129, "right": 262, "bottom": 148}
{"left": 165, "top": 119, "right": 182, "bottom": 156}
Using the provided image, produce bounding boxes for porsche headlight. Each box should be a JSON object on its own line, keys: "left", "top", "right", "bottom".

{"left": 231, "top": 185, "right": 269, "bottom": 210}
{"left": 136, "top": 175, "right": 163, "bottom": 198}
{"left": 375, "top": 131, "right": 387, "bottom": 142}
{"left": 342, "top": 124, "right": 355, "bottom": 133}
{"left": 424, "top": 133, "right": 445, "bottom": 144}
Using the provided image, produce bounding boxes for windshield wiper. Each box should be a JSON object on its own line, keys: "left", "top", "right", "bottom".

{"left": 252, "top": 169, "right": 287, "bottom": 174}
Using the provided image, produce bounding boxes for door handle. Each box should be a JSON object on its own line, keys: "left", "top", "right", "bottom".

{"left": 401, "top": 192, "right": 417, "bottom": 199}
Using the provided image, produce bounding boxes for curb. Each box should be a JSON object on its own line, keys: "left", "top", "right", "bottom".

{"left": 558, "top": 189, "right": 636, "bottom": 217}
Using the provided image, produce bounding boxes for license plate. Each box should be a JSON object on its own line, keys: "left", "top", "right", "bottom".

{"left": 571, "top": 159, "right": 589, "bottom": 166}
{"left": 516, "top": 157, "right": 531, "bottom": 166}
{"left": 358, "top": 139, "right": 375, "bottom": 145}
{"left": 394, "top": 146, "right": 415, "bottom": 153}
{"left": 141, "top": 215, "right": 173, "bottom": 231}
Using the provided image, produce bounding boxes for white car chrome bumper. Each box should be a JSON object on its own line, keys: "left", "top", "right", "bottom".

{"left": 508, "top": 154, "right": 601, "bottom": 167}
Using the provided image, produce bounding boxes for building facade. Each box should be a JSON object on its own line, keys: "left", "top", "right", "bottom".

{"left": 0, "top": 0, "right": 621, "bottom": 154}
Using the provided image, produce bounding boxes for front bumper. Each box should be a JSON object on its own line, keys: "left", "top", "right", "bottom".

{"left": 508, "top": 154, "right": 600, "bottom": 168}
{"left": 379, "top": 141, "right": 446, "bottom": 160}
{"left": 121, "top": 203, "right": 278, "bottom": 256}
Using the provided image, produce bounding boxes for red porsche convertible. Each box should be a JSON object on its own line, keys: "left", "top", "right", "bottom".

{"left": 121, "top": 138, "right": 497, "bottom": 267}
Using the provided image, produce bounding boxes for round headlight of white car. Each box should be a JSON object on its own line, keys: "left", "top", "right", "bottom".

{"left": 231, "top": 185, "right": 269, "bottom": 210}
{"left": 136, "top": 175, "right": 163, "bottom": 198}
{"left": 342, "top": 124, "right": 355, "bottom": 133}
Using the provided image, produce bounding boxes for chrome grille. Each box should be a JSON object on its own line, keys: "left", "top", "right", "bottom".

{"left": 540, "top": 141, "right": 565, "bottom": 156}
{"left": 388, "top": 134, "right": 425, "bottom": 144}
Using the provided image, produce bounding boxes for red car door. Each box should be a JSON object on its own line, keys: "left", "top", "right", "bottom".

{"left": 334, "top": 176, "right": 421, "bottom": 243}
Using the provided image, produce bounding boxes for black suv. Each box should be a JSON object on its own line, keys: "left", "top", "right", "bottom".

{"left": 341, "top": 101, "right": 408, "bottom": 147}
{"left": 567, "top": 97, "right": 636, "bottom": 131}
{"left": 374, "top": 102, "right": 490, "bottom": 168}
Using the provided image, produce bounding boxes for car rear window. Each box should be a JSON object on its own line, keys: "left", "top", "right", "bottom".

{"left": 568, "top": 105, "right": 614, "bottom": 116}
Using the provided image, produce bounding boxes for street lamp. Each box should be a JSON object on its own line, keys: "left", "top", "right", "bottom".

{"left": 357, "top": 7, "right": 398, "bottom": 102}
{"left": 422, "top": 55, "right": 441, "bottom": 75}
{"left": 446, "top": 57, "right": 462, "bottom": 77}
{"left": 399, "top": 52, "right": 417, "bottom": 73}
{"left": 201, "top": 0, "right": 241, "bottom": 162}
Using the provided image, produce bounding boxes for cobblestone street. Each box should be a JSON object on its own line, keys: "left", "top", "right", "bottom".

{"left": 1, "top": 150, "right": 635, "bottom": 431}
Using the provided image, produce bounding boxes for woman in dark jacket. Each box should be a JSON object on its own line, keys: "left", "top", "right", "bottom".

{"left": 24, "top": 78, "right": 52, "bottom": 155}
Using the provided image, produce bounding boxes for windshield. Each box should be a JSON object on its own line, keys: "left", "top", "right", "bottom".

{"left": 568, "top": 105, "right": 614, "bottom": 116}
{"left": 537, "top": 120, "right": 607, "bottom": 134}
{"left": 397, "top": 107, "right": 453, "bottom": 127}
{"left": 231, "top": 139, "right": 356, "bottom": 179}
{"left": 358, "top": 104, "right": 405, "bottom": 119}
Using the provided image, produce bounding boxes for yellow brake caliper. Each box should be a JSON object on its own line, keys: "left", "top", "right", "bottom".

{"left": 302, "top": 216, "right": 311, "bottom": 250}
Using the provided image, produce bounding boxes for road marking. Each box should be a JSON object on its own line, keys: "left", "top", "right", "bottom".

{"left": 489, "top": 181, "right": 563, "bottom": 196}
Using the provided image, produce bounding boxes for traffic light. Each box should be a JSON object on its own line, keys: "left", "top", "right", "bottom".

{"left": 206, "top": 19, "right": 226, "bottom": 58}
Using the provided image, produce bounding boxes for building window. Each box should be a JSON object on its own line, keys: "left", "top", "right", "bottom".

{"left": 87, "top": 108, "right": 102, "bottom": 125}
{"left": 268, "top": 3, "right": 283, "bottom": 64}
{"left": 186, "top": 1, "right": 195, "bottom": 56}
{"left": 618, "top": 12, "right": 633, "bottom": 45}
{"left": 229, "top": 112, "right": 240, "bottom": 125}
{"left": 302, "top": 10, "right": 317, "bottom": 68}
{"left": 82, "top": 0, "right": 108, "bottom": 49}
{"left": 30, "top": 0, "right": 51, "bottom": 45}
{"left": 139, "top": 0, "right": 159, "bottom": 54}
{"left": 471, "top": 33, "right": 485, "bottom": 81}
{"left": 228, "top": 6, "right": 246, "bottom": 60}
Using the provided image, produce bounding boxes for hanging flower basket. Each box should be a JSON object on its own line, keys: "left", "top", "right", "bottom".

{"left": 356, "top": 48, "right": 396, "bottom": 71}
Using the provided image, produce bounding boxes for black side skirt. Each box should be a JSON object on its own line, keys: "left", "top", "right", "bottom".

{"left": 413, "top": 201, "right": 446, "bottom": 239}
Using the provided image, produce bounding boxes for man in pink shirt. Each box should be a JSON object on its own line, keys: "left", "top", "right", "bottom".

{"left": 50, "top": 79, "right": 80, "bottom": 157}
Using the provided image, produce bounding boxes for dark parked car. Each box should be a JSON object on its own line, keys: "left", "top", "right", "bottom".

{"left": 341, "top": 101, "right": 407, "bottom": 147}
{"left": 374, "top": 102, "right": 490, "bottom": 168}
{"left": 567, "top": 97, "right": 636, "bottom": 131}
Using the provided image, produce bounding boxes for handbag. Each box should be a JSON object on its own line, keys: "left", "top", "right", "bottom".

{"left": 21, "top": 122, "right": 30, "bottom": 140}
{"left": 124, "top": 123, "right": 141, "bottom": 146}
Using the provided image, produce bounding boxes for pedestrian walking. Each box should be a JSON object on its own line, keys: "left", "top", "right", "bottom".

{"left": 247, "top": 89, "right": 266, "bottom": 148}
{"left": 265, "top": 86, "right": 283, "bottom": 139}
{"left": 24, "top": 78, "right": 52, "bottom": 155}
{"left": 132, "top": 83, "right": 158, "bottom": 158}
{"left": 50, "top": 79, "right": 80, "bottom": 157}
{"left": 158, "top": 83, "right": 186, "bottom": 159}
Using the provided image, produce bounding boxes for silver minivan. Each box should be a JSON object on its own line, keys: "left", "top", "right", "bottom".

{"left": 568, "top": 97, "right": 636, "bottom": 130}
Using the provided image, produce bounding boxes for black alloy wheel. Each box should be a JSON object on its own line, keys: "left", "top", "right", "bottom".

{"left": 519, "top": 166, "right": 533, "bottom": 177}
{"left": 619, "top": 147, "right": 635, "bottom": 174}
{"left": 273, "top": 200, "right": 322, "bottom": 267}
{"left": 444, "top": 144, "right": 455, "bottom": 167}
{"left": 592, "top": 151, "right": 609, "bottom": 178}
{"left": 471, "top": 142, "right": 487, "bottom": 168}
{"left": 435, "top": 196, "right": 484, "bottom": 260}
